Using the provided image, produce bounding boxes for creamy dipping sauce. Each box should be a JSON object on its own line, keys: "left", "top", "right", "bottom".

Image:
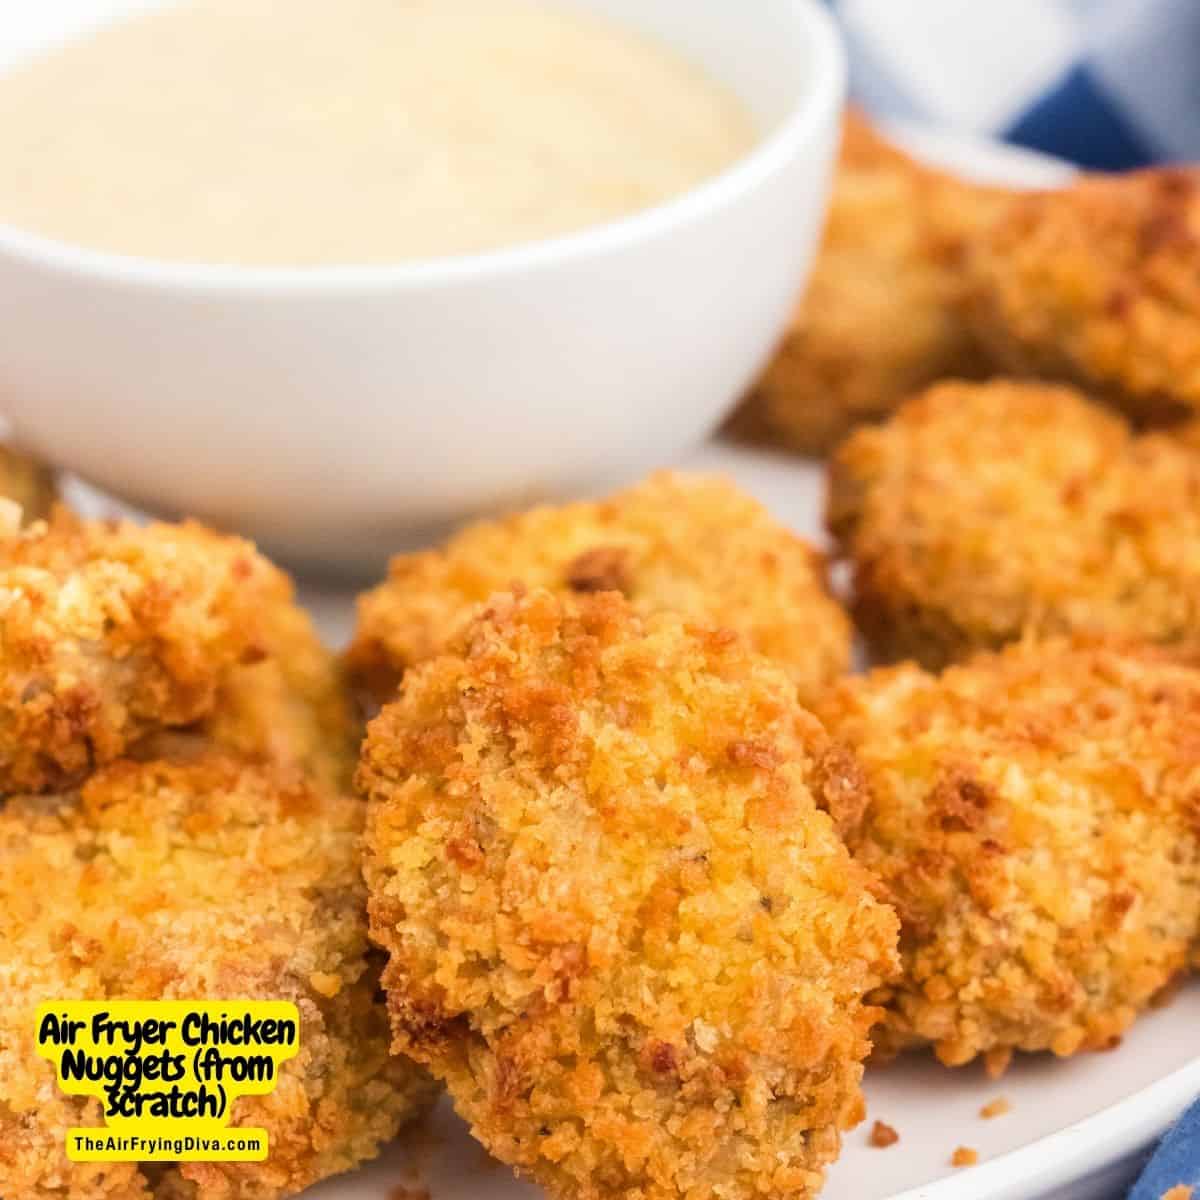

{"left": 0, "top": 0, "right": 758, "bottom": 266}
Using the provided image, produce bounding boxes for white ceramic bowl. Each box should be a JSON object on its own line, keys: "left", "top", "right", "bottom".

{"left": 0, "top": 0, "right": 844, "bottom": 572}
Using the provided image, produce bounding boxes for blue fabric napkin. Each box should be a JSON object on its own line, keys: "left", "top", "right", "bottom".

{"left": 1127, "top": 1098, "right": 1200, "bottom": 1200}
{"left": 827, "top": 0, "right": 1200, "bottom": 168}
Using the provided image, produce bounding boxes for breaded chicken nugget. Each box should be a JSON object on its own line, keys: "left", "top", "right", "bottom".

{"left": 0, "top": 444, "right": 56, "bottom": 524}
{"left": 968, "top": 168, "right": 1200, "bottom": 422}
{"left": 829, "top": 379, "right": 1200, "bottom": 668}
{"left": 816, "top": 639, "right": 1200, "bottom": 1072}
{"left": 360, "top": 589, "right": 898, "bottom": 1200}
{"left": 730, "top": 110, "right": 997, "bottom": 456}
{"left": 200, "top": 596, "right": 360, "bottom": 790}
{"left": 347, "top": 471, "right": 850, "bottom": 710}
{"left": 0, "top": 753, "right": 435, "bottom": 1199}
{"left": 141, "top": 624, "right": 360, "bottom": 793}
{"left": 0, "top": 510, "right": 354, "bottom": 792}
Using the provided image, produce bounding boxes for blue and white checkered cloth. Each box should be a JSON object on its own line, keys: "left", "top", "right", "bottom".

{"left": 830, "top": 0, "right": 1200, "bottom": 169}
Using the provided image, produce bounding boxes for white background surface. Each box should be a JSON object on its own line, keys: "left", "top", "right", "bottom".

{"left": 13, "top": 5, "right": 1198, "bottom": 1198}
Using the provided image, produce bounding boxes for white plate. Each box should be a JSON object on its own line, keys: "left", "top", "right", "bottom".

{"left": 56, "top": 109, "right": 1197, "bottom": 1200}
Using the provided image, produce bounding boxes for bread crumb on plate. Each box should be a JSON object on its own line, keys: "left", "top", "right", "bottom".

{"left": 869, "top": 1121, "right": 900, "bottom": 1148}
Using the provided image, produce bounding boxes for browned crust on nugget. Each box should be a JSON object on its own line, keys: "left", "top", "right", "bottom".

{"left": 0, "top": 754, "right": 435, "bottom": 1200}
{"left": 816, "top": 639, "right": 1200, "bottom": 1068}
{"left": 198, "top": 595, "right": 360, "bottom": 791}
{"left": 0, "top": 511, "right": 356, "bottom": 792}
{"left": 967, "top": 168, "right": 1200, "bottom": 422}
{"left": 347, "top": 471, "right": 850, "bottom": 709}
{"left": 361, "top": 589, "right": 898, "bottom": 1200}
{"left": 730, "top": 110, "right": 999, "bottom": 456}
{"left": 829, "top": 379, "right": 1200, "bottom": 668}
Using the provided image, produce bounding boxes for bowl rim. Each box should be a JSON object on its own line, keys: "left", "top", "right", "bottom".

{"left": 0, "top": 0, "right": 845, "bottom": 294}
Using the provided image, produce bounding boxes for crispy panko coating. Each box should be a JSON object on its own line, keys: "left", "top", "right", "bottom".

{"left": 347, "top": 471, "right": 849, "bottom": 710}
{"left": 729, "top": 110, "right": 997, "bottom": 456}
{"left": 360, "top": 589, "right": 898, "bottom": 1200}
{"left": 0, "top": 753, "right": 436, "bottom": 1200}
{"left": 199, "top": 596, "right": 360, "bottom": 791}
{"left": 829, "top": 379, "right": 1200, "bottom": 668}
{"left": 0, "top": 444, "right": 57, "bottom": 525}
{"left": 816, "top": 639, "right": 1200, "bottom": 1071}
{"left": 968, "top": 168, "right": 1200, "bottom": 423}
{"left": 0, "top": 510, "right": 355, "bottom": 792}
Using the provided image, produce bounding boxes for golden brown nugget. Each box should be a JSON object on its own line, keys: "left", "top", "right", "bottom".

{"left": 0, "top": 754, "right": 436, "bottom": 1200}
{"left": 830, "top": 379, "right": 1200, "bottom": 669}
{"left": 140, "top": 574, "right": 360, "bottom": 790}
{"left": 348, "top": 471, "right": 850, "bottom": 710}
{"left": 201, "top": 595, "right": 360, "bottom": 791}
{"left": 141, "top": 625, "right": 360, "bottom": 793}
{"left": 730, "top": 110, "right": 997, "bottom": 455}
{"left": 816, "top": 639, "right": 1200, "bottom": 1071}
{"left": 968, "top": 168, "right": 1200, "bottom": 422}
{"left": 0, "top": 510, "right": 355, "bottom": 792}
{"left": 0, "top": 444, "right": 56, "bottom": 524}
{"left": 361, "top": 590, "right": 898, "bottom": 1200}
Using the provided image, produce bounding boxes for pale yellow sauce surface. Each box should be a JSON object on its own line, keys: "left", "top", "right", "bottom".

{"left": 0, "top": 0, "right": 757, "bottom": 265}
